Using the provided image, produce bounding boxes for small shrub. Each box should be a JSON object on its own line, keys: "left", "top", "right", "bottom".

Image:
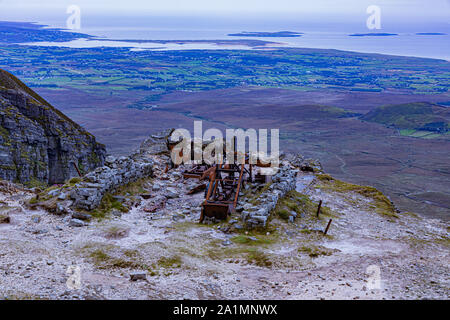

{"left": 276, "top": 208, "right": 291, "bottom": 220}
{"left": 68, "top": 177, "right": 82, "bottom": 185}
{"left": 91, "top": 193, "right": 129, "bottom": 220}
{"left": 157, "top": 256, "right": 182, "bottom": 268}
{"left": 103, "top": 225, "right": 129, "bottom": 239}
{"left": 246, "top": 250, "right": 272, "bottom": 267}
{"left": 298, "top": 245, "right": 336, "bottom": 258}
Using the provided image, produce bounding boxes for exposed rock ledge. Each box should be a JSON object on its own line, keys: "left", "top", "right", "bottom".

{"left": 29, "top": 130, "right": 175, "bottom": 213}
{"left": 0, "top": 69, "right": 106, "bottom": 185}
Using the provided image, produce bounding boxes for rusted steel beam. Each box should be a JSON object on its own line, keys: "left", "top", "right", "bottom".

{"left": 187, "top": 183, "right": 206, "bottom": 195}
{"left": 72, "top": 162, "right": 82, "bottom": 177}
{"left": 182, "top": 164, "right": 214, "bottom": 179}
{"left": 205, "top": 176, "right": 215, "bottom": 201}
{"left": 200, "top": 166, "right": 216, "bottom": 181}
{"left": 233, "top": 164, "right": 245, "bottom": 208}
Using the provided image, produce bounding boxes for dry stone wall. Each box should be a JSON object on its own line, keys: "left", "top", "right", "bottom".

{"left": 241, "top": 163, "right": 298, "bottom": 228}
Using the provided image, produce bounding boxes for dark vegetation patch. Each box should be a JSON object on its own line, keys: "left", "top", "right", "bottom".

{"left": 83, "top": 244, "right": 147, "bottom": 270}
{"left": 246, "top": 249, "right": 272, "bottom": 267}
{"left": 81, "top": 243, "right": 182, "bottom": 275}
{"left": 361, "top": 102, "right": 449, "bottom": 134}
{"left": 231, "top": 235, "right": 273, "bottom": 246}
{"left": 157, "top": 256, "right": 182, "bottom": 269}
{"left": 113, "top": 178, "right": 148, "bottom": 197}
{"left": 91, "top": 193, "right": 129, "bottom": 219}
{"left": 273, "top": 190, "right": 332, "bottom": 221}
{"left": 298, "top": 245, "right": 338, "bottom": 258}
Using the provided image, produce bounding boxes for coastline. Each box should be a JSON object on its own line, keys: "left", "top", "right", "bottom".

{"left": 1, "top": 20, "right": 449, "bottom": 60}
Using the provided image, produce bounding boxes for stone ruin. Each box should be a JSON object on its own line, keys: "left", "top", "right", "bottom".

{"left": 241, "top": 164, "right": 297, "bottom": 229}
{"left": 32, "top": 130, "right": 314, "bottom": 230}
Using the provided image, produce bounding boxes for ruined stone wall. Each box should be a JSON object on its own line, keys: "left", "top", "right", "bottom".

{"left": 70, "top": 155, "right": 154, "bottom": 211}
{"left": 241, "top": 163, "right": 297, "bottom": 228}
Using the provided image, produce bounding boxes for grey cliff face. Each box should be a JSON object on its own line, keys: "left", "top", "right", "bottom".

{"left": 0, "top": 69, "right": 106, "bottom": 185}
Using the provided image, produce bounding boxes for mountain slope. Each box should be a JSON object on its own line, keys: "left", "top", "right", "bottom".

{"left": 0, "top": 68, "right": 106, "bottom": 185}
{"left": 361, "top": 102, "right": 449, "bottom": 133}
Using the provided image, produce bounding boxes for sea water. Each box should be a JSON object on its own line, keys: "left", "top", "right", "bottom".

{"left": 11, "top": 13, "right": 450, "bottom": 60}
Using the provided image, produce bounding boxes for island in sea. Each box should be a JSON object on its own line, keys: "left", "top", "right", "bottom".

{"left": 228, "top": 31, "right": 303, "bottom": 37}
{"left": 416, "top": 32, "right": 447, "bottom": 36}
{"left": 349, "top": 33, "right": 398, "bottom": 37}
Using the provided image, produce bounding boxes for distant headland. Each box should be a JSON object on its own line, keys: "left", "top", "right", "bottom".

{"left": 228, "top": 31, "right": 303, "bottom": 37}
{"left": 416, "top": 32, "right": 447, "bottom": 36}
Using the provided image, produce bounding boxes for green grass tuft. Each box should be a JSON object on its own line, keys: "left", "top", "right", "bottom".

{"left": 157, "top": 255, "right": 182, "bottom": 269}
{"left": 246, "top": 249, "right": 272, "bottom": 267}
{"left": 316, "top": 174, "right": 398, "bottom": 218}
{"left": 298, "top": 245, "right": 336, "bottom": 258}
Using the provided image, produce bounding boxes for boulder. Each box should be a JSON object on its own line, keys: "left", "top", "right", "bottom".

{"left": 130, "top": 273, "right": 147, "bottom": 281}
{"left": 0, "top": 214, "right": 10, "bottom": 223}
{"left": 72, "top": 211, "right": 92, "bottom": 221}
{"left": 165, "top": 187, "right": 179, "bottom": 199}
{"left": 68, "top": 218, "right": 87, "bottom": 227}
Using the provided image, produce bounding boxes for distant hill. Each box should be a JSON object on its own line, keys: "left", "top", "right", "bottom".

{"left": 0, "top": 21, "right": 93, "bottom": 44}
{"left": 0, "top": 68, "right": 106, "bottom": 185}
{"left": 361, "top": 102, "right": 449, "bottom": 135}
{"left": 349, "top": 33, "right": 398, "bottom": 37}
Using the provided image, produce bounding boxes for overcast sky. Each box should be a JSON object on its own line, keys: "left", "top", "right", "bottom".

{"left": 0, "top": 0, "right": 449, "bottom": 31}
{"left": 0, "top": 0, "right": 448, "bottom": 16}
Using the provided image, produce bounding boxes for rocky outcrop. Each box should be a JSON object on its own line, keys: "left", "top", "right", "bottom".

{"left": 288, "top": 154, "right": 323, "bottom": 173}
{"left": 31, "top": 130, "right": 173, "bottom": 212}
{"left": 68, "top": 131, "right": 176, "bottom": 210}
{"left": 0, "top": 69, "right": 106, "bottom": 185}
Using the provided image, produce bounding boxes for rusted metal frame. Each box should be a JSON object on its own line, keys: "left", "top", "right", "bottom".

{"left": 233, "top": 164, "right": 245, "bottom": 208}
{"left": 183, "top": 164, "right": 213, "bottom": 179}
{"left": 205, "top": 177, "right": 215, "bottom": 201}
{"left": 205, "top": 201, "right": 233, "bottom": 206}
{"left": 199, "top": 206, "right": 205, "bottom": 223}
{"left": 200, "top": 160, "right": 247, "bottom": 222}
{"left": 211, "top": 179, "right": 220, "bottom": 200}
{"left": 214, "top": 182, "right": 233, "bottom": 202}
{"left": 72, "top": 162, "right": 82, "bottom": 177}
{"left": 200, "top": 166, "right": 216, "bottom": 181}
{"left": 201, "top": 175, "right": 238, "bottom": 221}
{"left": 183, "top": 173, "right": 200, "bottom": 179}
{"left": 186, "top": 183, "right": 206, "bottom": 195}
{"left": 201, "top": 202, "right": 230, "bottom": 221}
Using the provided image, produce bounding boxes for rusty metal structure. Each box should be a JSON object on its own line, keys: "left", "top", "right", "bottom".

{"left": 166, "top": 134, "right": 273, "bottom": 223}
{"left": 199, "top": 163, "right": 251, "bottom": 222}
{"left": 182, "top": 164, "right": 213, "bottom": 179}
